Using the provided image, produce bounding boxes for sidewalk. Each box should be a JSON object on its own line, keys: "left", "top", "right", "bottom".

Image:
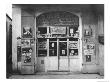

{"left": 8, "top": 72, "right": 104, "bottom": 79}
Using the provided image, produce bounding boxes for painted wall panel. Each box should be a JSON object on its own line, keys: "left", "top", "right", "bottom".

{"left": 36, "top": 57, "right": 45, "bottom": 72}
{"left": 82, "top": 12, "right": 99, "bottom": 73}
{"left": 70, "top": 59, "right": 81, "bottom": 72}
{"left": 59, "top": 58, "right": 69, "bottom": 71}
{"left": 48, "top": 57, "right": 58, "bottom": 71}
{"left": 12, "top": 8, "right": 21, "bottom": 72}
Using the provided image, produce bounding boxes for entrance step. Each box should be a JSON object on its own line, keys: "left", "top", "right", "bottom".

{"left": 36, "top": 71, "right": 81, "bottom": 75}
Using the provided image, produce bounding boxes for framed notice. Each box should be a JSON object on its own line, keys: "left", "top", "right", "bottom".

{"left": 84, "top": 49, "right": 94, "bottom": 55}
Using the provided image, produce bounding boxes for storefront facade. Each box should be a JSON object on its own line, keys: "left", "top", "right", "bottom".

{"left": 12, "top": 4, "right": 104, "bottom": 75}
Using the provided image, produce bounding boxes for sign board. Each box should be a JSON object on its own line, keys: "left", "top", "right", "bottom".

{"left": 50, "top": 27, "right": 66, "bottom": 34}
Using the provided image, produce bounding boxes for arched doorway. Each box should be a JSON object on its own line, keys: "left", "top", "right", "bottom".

{"left": 36, "top": 11, "right": 82, "bottom": 72}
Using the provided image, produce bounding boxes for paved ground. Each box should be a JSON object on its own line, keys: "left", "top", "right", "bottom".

{"left": 8, "top": 72, "right": 104, "bottom": 79}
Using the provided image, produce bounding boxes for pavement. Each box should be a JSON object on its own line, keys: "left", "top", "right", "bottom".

{"left": 8, "top": 72, "right": 104, "bottom": 79}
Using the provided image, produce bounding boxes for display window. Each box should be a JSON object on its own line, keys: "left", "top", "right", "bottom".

{"left": 69, "top": 49, "right": 78, "bottom": 56}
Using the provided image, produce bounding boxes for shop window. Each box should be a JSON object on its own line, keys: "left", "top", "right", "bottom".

{"left": 69, "top": 49, "right": 78, "bottom": 56}
{"left": 69, "top": 38, "right": 78, "bottom": 56}
{"left": 38, "top": 27, "right": 47, "bottom": 34}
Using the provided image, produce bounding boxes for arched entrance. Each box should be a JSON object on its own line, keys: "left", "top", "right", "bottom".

{"left": 36, "top": 11, "right": 82, "bottom": 72}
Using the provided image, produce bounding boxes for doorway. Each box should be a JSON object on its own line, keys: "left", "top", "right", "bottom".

{"left": 48, "top": 38, "right": 69, "bottom": 71}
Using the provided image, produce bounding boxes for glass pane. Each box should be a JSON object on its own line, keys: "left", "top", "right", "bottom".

{"left": 49, "top": 42, "right": 57, "bottom": 49}
{"left": 49, "top": 50, "right": 57, "bottom": 56}
{"left": 59, "top": 42, "right": 67, "bottom": 56}
{"left": 69, "top": 49, "right": 78, "bottom": 56}
{"left": 49, "top": 42, "right": 57, "bottom": 56}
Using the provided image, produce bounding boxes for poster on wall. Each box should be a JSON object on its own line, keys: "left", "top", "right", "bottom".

{"left": 38, "top": 41, "right": 47, "bottom": 49}
{"left": 84, "top": 50, "right": 94, "bottom": 55}
{"left": 50, "top": 27, "right": 66, "bottom": 34}
{"left": 23, "top": 26, "right": 32, "bottom": 38}
{"left": 21, "top": 39, "right": 30, "bottom": 47}
{"left": 84, "top": 43, "right": 95, "bottom": 55}
{"left": 22, "top": 48, "right": 32, "bottom": 63}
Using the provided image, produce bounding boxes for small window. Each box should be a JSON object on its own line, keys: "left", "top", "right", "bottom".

{"left": 38, "top": 27, "right": 47, "bottom": 34}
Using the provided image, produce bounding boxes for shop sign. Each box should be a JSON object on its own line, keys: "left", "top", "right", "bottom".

{"left": 50, "top": 27, "right": 66, "bottom": 34}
